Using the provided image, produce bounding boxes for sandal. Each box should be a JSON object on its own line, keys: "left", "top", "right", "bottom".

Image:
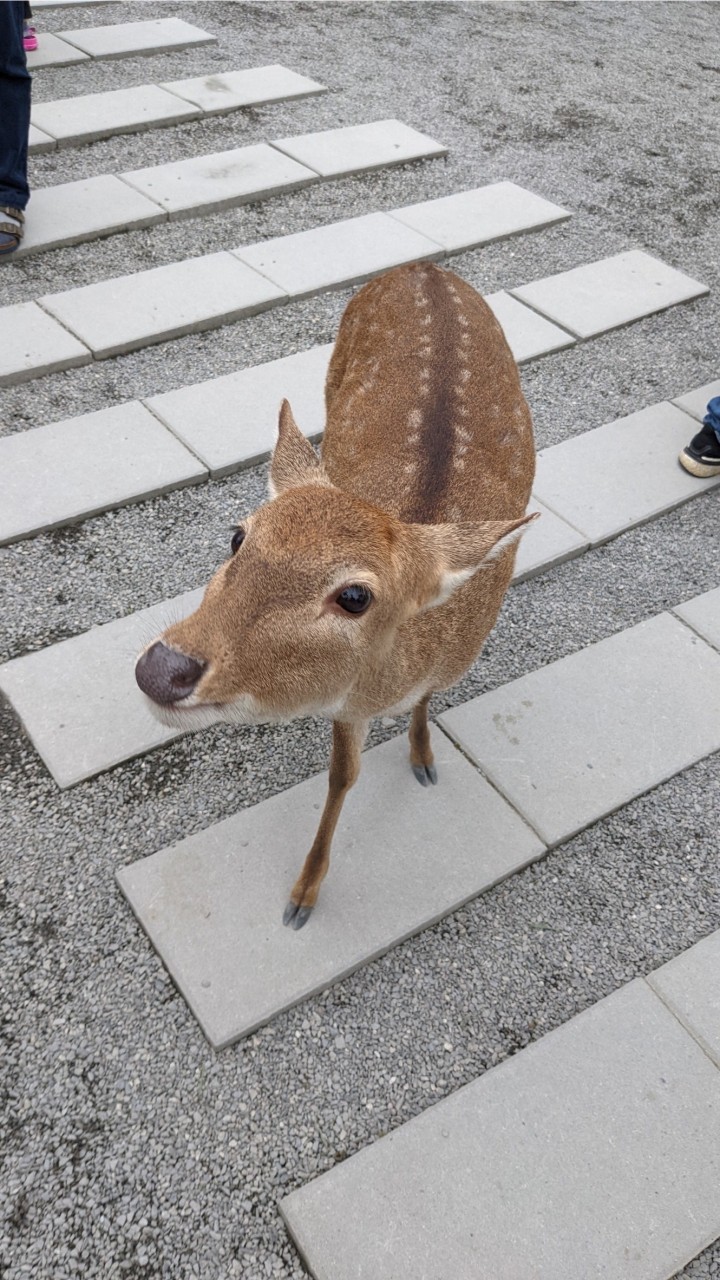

{"left": 0, "top": 206, "right": 25, "bottom": 256}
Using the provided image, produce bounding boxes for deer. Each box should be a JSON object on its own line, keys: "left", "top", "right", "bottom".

{"left": 135, "top": 261, "right": 537, "bottom": 929}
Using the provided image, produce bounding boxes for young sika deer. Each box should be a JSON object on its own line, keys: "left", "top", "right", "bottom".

{"left": 135, "top": 262, "right": 537, "bottom": 929}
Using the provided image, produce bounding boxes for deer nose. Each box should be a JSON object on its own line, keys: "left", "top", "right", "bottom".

{"left": 135, "top": 642, "right": 206, "bottom": 705}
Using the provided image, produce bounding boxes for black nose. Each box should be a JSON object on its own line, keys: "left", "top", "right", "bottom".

{"left": 135, "top": 642, "right": 206, "bottom": 705}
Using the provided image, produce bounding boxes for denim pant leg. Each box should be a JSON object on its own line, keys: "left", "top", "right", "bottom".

{"left": 0, "top": 1, "right": 31, "bottom": 212}
{"left": 704, "top": 396, "right": 720, "bottom": 445}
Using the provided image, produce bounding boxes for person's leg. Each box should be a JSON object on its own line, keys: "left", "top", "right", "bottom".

{"left": 23, "top": 2, "right": 38, "bottom": 53}
{"left": 679, "top": 396, "right": 720, "bottom": 478}
{"left": 0, "top": 0, "right": 30, "bottom": 253}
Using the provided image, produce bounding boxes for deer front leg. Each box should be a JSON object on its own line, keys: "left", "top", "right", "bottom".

{"left": 409, "top": 694, "right": 437, "bottom": 787}
{"left": 282, "top": 718, "right": 368, "bottom": 931}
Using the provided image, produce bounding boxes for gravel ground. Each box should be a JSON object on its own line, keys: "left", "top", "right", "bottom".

{"left": 1, "top": 3, "right": 719, "bottom": 1278}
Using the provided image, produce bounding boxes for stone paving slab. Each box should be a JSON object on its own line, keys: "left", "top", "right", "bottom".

{"left": 33, "top": 0, "right": 112, "bottom": 7}
{"left": 120, "top": 144, "right": 316, "bottom": 220}
{"left": 511, "top": 249, "right": 709, "bottom": 339}
{"left": 271, "top": 118, "right": 448, "bottom": 177}
{"left": 648, "top": 930, "right": 720, "bottom": 1068}
{"left": 439, "top": 611, "right": 720, "bottom": 846}
{"left": 280, "top": 978, "right": 720, "bottom": 1280}
{"left": 31, "top": 84, "right": 201, "bottom": 148}
{"left": 390, "top": 181, "right": 571, "bottom": 251}
{"left": 532, "top": 400, "right": 720, "bottom": 545}
{"left": 0, "top": 302, "right": 91, "bottom": 387}
{"left": 0, "top": 402, "right": 206, "bottom": 547}
{"left": 512, "top": 499, "right": 589, "bottom": 583}
{"left": 146, "top": 344, "right": 333, "bottom": 476}
{"left": 28, "top": 124, "right": 56, "bottom": 154}
{"left": 116, "top": 731, "right": 544, "bottom": 1048}
{"left": 485, "top": 290, "right": 575, "bottom": 363}
{"left": 0, "top": 589, "right": 204, "bottom": 790}
{"left": 39, "top": 252, "right": 287, "bottom": 359}
{"left": 234, "top": 212, "right": 442, "bottom": 300}
{"left": 25, "top": 32, "right": 89, "bottom": 69}
{"left": 673, "top": 586, "right": 720, "bottom": 651}
{"left": 672, "top": 377, "right": 720, "bottom": 422}
{"left": 58, "top": 18, "right": 215, "bottom": 61}
{"left": 163, "top": 65, "right": 327, "bottom": 114}
{"left": 9, "top": 176, "right": 166, "bottom": 260}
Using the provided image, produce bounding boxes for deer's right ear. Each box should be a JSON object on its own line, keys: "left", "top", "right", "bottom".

{"left": 269, "top": 400, "right": 331, "bottom": 498}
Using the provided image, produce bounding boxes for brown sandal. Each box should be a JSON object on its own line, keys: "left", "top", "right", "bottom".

{"left": 0, "top": 205, "right": 25, "bottom": 255}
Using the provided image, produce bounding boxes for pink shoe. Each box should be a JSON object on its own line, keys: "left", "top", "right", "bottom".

{"left": 23, "top": 23, "right": 38, "bottom": 52}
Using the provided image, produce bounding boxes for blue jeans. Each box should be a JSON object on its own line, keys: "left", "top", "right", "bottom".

{"left": 705, "top": 396, "right": 720, "bottom": 444}
{"left": 0, "top": 1, "right": 31, "bottom": 212}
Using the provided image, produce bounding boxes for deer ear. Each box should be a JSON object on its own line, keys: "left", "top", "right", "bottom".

{"left": 269, "top": 400, "right": 331, "bottom": 498}
{"left": 414, "top": 513, "right": 539, "bottom": 610}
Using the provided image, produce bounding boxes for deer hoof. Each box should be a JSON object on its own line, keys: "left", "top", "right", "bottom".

{"left": 412, "top": 763, "right": 438, "bottom": 787}
{"left": 282, "top": 900, "right": 314, "bottom": 930}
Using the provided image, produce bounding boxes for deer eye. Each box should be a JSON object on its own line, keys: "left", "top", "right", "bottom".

{"left": 230, "top": 527, "right": 246, "bottom": 555}
{"left": 336, "top": 584, "right": 372, "bottom": 615}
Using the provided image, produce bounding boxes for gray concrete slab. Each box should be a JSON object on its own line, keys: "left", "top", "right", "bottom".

{"left": 59, "top": 18, "right": 215, "bottom": 60}
{"left": 390, "top": 181, "right": 571, "bottom": 251}
{"left": 672, "top": 378, "right": 720, "bottom": 422}
{"left": 280, "top": 978, "right": 720, "bottom": 1280}
{"left": 486, "top": 290, "right": 575, "bottom": 363}
{"left": 673, "top": 586, "right": 720, "bottom": 652}
{"left": 120, "top": 144, "right": 316, "bottom": 220}
{"left": 145, "top": 344, "right": 332, "bottom": 477}
{"left": 512, "top": 499, "right": 589, "bottom": 583}
{"left": 234, "top": 212, "right": 442, "bottom": 300}
{"left": 116, "top": 730, "right": 544, "bottom": 1048}
{"left": 0, "top": 302, "right": 91, "bottom": 387}
{"left": 532, "top": 400, "right": 720, "bottom": 545}
{"left": 25, "top": 32, "right": 89, "bottom": 69}
{"left": 8, "top": 176, "right": 166, "bottom": 261}
{"left": 271, "top": 118, "right": 448, "bottom": 177}
{"left": 33, "top": 0, "right": 112, "bottom": 7}
{"left": 648, "top": 930, "right": 720, "bottom": 1067}
{"left": 511, "top": 250, "right": 709, "bottom": 339}
{"left": 0, "top": 402, "right": 206, "bottom": 547}
{"left": 27, "top": 123, "right": 57, "bottom": 154}
{"left": 38, "top": 252, "right": 287, "bottom": 359}
{"left": 163, "top": 65, "right": 327, "bottom": 114}
{"left": 0, "top": 589, "right": 204, "bottom": 790}
{"left": 439, "top": 612, "right": 720, "bottom": 846}
{"left": 31, "top": 84, "right": 201, "bottom": 148}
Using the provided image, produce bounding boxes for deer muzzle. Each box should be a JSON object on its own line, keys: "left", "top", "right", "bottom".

{"left": 135, "top": 641, "right": 206, "bottom": 707}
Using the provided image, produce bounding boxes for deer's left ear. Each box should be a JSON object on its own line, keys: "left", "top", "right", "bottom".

{"left": 269, "top": 400, "right": 331, "bottom": 498}
{"left": 412, "top": 513, "right": 539, "bottom": 610}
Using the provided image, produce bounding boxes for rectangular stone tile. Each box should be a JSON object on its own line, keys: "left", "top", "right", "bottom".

{"left": 648, "top": 930, "right": 720, "bottom": 1067}
{"left": 0, "top": 402, "right": 206, "bottom": 546}
{"left": 234, "top": 212, "right": 442, "bottom": 300}
{"left": 0, "top": 588, "right": 204, "bottom": 789}
{"left": 34, "top": 0, "right": 112, "bottom": 7}
{"left": 672, "top": 377, "right": 720, "bottom": 422}
{"left": 117, "top": 731, "right": 544, "bottom": 1047}
{"left": 280, "top": 979, "right": 720, "bottom": 1280}
{"left": 31, "top": 85, "right": 201, "bottom": 148}
{"left": 439, "top": 612, "right": 720, "bottom": 846}
{"left": 512, "top": 499, "right": 589, "bottom": 583}
{"left": 673, "top": 586, "right": 720, "bottom": 652}
{"left": 9, "top": 175, "right": 166, "bottom": 260}
{"left": 486, "top": 290, "right": 575, "bottom": 363}
{"left": 511, "top": 250, "right": 709, "bottom": 339}
{"left": 271, "top": 118, "right": 447, "bottom": 177}
{"left": 60, "top": 18, "right": 215, "bottom": 60}
{"left": 146, "top": 344, "right": 332, "bottom": 477}
{"left": 120, "top": 144, "right": 316, "bottom": 220}
{"left": 0, "top": 302, "right": 91, "bottom": 387}
{"left": 532, "top": 401, "right": 720, "bottom": 546}
{"left": 39, "top": 252, "right": 287, "bottom": 359}
{"left": 389, "top": 181, "right": 571, "bottom": 252}
{"left": 163, "top": 65, "right": 326, "bottom": 114}
{"left": 25, "top": 32, "right": 89, "bottom": 68}
{"left": 28, "top": 124, "right": 56, "bottom": 155}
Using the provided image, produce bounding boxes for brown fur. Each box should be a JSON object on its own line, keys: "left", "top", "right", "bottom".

{"left": 139, "top": 262, "right": 536, "bottom": 923}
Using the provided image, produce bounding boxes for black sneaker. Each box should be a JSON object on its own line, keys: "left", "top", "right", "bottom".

{"left": 679, "top": 423, "right": 720, "bottom": 478}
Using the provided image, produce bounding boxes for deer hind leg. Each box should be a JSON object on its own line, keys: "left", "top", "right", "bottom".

{"left": 409, "top": 694, "right": 437, "bottom": 787}
{"left": 282, "top": 718, "right": 368, "bottom": 931}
